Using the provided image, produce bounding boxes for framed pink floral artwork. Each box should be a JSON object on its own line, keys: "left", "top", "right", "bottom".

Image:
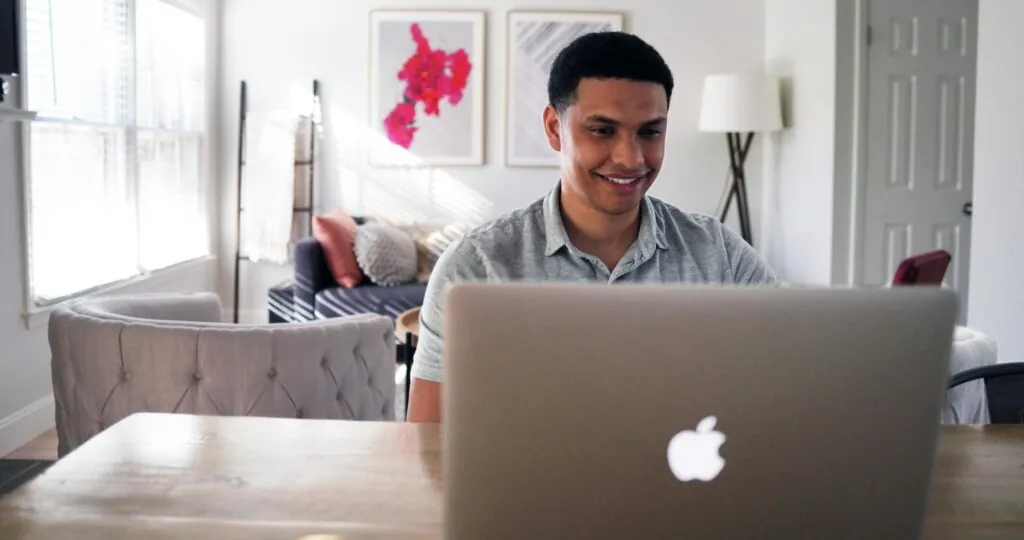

{"left": 369, "top": 10, "right": 485, "bottom": 166}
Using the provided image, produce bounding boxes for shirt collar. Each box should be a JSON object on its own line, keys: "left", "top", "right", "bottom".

{"left": 543, "top": 182, "right": 669, "bottom": 257}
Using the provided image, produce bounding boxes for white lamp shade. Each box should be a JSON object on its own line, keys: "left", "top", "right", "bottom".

{"left": 698, "top": 73, "right": 782, "bottom": 133}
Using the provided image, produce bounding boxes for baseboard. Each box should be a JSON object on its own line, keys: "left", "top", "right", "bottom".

{"left": 0, "top": 395, "right": 55, "bottom": 459}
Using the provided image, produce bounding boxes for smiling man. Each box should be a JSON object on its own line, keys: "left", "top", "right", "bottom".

{"left": 406, "top": 31, "right": 780, "bottom": 422}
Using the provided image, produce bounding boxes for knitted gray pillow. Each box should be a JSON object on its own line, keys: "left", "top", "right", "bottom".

{"left": 354, "top": 222, "right": 418, "bottom": 287}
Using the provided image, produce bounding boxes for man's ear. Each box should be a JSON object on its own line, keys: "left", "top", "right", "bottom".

{"left": 543, "top": 105, "right": 561, "bottom": 152}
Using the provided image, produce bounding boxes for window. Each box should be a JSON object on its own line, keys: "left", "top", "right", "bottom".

{"left": 23, "top": 0, "right": 208, "bottom": 306}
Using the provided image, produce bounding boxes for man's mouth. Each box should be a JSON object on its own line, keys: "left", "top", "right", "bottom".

{"left": 594, "top": 172, "right": 649, "bottom": 186}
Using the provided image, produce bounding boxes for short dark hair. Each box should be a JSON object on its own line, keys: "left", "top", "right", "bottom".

{"left": 547, "top": 31, "right": 674, "bottom": 115}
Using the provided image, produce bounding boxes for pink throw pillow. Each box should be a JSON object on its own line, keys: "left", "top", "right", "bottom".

{"left": 312, "top": 211, "right": 362, "bottom": 288}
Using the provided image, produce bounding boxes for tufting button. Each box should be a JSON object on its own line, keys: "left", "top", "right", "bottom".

{"left": 321, "top": 356, "right": 328, "bottom": 367}
{"left": 193, "top": 372, "right": 203, "bottom": 381}
{"left": 267, "top": 367, "right": 277, "bottom": 379}
{"left": 295, "top": 408, "right": 304, "bottom": 418}
{"left": 120, "top": 369, "right": 131, "bottom": 382}
{"left": 336, "top": 390, "right": 344, "bottom": 401}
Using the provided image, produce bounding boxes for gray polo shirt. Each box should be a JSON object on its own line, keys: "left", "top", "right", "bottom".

{"left": 410, "top": 184, "right": 781, "bottom": 383}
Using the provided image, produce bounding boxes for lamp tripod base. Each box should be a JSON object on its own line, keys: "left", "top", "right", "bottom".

{"left": 718, "top": 131, "right": 755, "bottom": 246}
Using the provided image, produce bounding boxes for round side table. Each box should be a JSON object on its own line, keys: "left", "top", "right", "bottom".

{"left": 396, "top": 306, "right": 420, "bottom": 347}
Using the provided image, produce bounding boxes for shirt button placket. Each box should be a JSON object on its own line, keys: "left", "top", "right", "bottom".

{"left": 579, "top": 256, "right": 601, "bottom": 281}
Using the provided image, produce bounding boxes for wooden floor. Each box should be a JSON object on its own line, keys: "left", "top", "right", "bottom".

{"left": 3, "top": 429, "right": 58, "bottom": 461}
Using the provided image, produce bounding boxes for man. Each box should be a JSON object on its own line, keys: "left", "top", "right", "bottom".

{"left": 406, "top": 31, "right": 780, "bottom": 422}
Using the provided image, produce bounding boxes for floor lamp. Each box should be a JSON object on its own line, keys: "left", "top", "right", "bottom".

{"left": 699, "top": 74, "right": 782, "bottom": 247}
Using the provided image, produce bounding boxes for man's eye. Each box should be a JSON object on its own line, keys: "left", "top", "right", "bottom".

{"left": 640, "top": 129, "right": 662, "bottom": 138}
{"left": 589, "top": 126, "right": 613, "bottom": 137}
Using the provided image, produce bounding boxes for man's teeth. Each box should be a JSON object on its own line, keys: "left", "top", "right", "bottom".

{"left": 604, "top": 175, "right": 642, "bottom": 185}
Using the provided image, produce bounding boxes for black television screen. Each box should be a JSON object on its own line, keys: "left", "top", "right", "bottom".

{"left": 0, "top": 0, "right": 19, "bottom": 75}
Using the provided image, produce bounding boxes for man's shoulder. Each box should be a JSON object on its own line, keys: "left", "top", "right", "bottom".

{"left": 647, "top": 195, "right": 781, "bottom": 285}
{"left": 431, "top": 197, "right": 545, "bottom": 276}
{"left": 462, "top": 197, "right": 545, "bottom": 247}
{"left": 646, "top": 196, "right": 728, "bottom": 245}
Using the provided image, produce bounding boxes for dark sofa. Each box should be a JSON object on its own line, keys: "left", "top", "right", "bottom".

{"left": 290, "top": 236, "right": 428, "bottom": 322}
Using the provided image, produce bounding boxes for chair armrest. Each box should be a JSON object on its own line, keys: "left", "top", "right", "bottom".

{"left": 293, "top": 236, "right": 336, "bottom": 319}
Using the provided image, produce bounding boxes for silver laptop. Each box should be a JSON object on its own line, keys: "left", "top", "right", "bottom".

{"left": 442, "top": 283, "right": 957, "bottom": 539}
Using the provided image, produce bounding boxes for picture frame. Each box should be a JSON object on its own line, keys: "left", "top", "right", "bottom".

{"left": 505, "top": 10, "right": 625, "bottom": 167}
{"left": 369, "top": 9, "right": 486, "bottom": 167}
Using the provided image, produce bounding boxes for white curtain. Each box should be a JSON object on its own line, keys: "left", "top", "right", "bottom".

{"left": 241, "top": 112, "right": 305, "bottom": 264}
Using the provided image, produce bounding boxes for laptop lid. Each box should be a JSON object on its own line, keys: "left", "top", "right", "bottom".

{"left": 443, "top": 283, "right": 957, "bottom": 539}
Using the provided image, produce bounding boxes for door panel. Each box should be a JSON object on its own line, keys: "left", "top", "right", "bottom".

{"left": 862, "top": 0, "right": 977, "bottom": 320}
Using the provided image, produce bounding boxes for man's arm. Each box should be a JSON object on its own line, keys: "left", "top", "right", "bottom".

{"left": 405, "top": 263, "right": 450, "bottom": 423}
{"left": 406, "top": 239, "right": 485, "bottom": 422}
{"left": 406, "top": 377, "right": 441, "bottom": 423}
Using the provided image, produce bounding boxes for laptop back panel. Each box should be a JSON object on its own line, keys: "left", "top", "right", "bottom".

{"left": 443, "top": 284, "right": 957, "bottom": 539}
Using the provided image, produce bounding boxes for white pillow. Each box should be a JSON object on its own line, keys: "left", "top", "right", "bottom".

{"left": 353, "top": 222, "right": 418, "bottom": 287}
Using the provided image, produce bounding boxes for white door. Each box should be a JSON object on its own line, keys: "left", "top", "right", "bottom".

{"left": 860, "top": 0, "right": 978, "bottom": 319}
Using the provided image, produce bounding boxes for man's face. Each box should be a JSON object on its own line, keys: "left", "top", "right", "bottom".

{"left": 543, "top": 78, "right": 668, "bottom": 216}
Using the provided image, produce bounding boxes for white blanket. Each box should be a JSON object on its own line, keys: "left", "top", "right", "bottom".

{"left": 241, "top": 111, "right": 301, "bottom": 265}
{"left": 943, "top": 326, "right": 999, "bottom": 424}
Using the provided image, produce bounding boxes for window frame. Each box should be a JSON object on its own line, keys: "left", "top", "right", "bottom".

{"left": 15, "top": 0, "right": 213, "bottom": 326}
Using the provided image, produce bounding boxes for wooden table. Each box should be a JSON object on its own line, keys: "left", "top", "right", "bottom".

{"left": 0, "top": 413, "right": 1021, "bottom": 539}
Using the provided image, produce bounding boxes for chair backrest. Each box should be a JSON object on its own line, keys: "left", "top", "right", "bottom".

{"left": 948, "top": 362, "right": 1024, "bottom": 424}
{"left": 48, "top": 292, "right": 397, "bottom": 456}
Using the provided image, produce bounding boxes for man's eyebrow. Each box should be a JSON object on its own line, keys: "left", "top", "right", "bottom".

{"left": 584, "top": 114, "right": 619, "bottom": 125}
{"left": 582, "top": 115, "right": 668, "bottom": 127}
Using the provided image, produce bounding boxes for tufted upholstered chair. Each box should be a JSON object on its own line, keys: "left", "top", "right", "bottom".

{"left": 48, "top": 292, "right": 396, "bottom": 457}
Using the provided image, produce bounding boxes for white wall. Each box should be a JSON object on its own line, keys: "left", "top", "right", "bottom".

{"left": 0, "top": 114, "right": 217, "bottom": 456}
{"left": 218, "top": 0, "right": 769, "bottom": 318}
{"left": 0, "top": 0, "right": 222, "bottom": 457}
{"left": 0, "top": 90, "right": 60, "bottom": 457}
{"left": 761, "top": 0, "right": 837, "bottom": 285}
{"left": 761, "top": 0, "right": 1022, "bottom": 362}
{"left": 966, "top": 0, "right": 1024, "bottom": 363}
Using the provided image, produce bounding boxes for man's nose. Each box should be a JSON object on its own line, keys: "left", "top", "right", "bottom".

{"left": 611, "top": 136, "right": 644, "bottom": 169}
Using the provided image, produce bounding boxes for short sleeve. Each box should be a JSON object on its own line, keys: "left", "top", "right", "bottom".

{"left": 410, "top": 239, "right": 487, "bottom": 383}
{"left": 722, "top": 225, "right": 783, "bottom": 286}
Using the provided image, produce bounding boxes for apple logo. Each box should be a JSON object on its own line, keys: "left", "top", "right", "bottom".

{"left": 667, "top": 415, "right": 726, "bottom": 482}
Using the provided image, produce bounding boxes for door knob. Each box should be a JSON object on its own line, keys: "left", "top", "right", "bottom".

{"left": 963, "top": 202, "right": 972, "bottom": 216}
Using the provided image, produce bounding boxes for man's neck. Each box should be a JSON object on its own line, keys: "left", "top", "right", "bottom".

{"left": 559, "top": 189, "right": 641, "bottom": 269}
